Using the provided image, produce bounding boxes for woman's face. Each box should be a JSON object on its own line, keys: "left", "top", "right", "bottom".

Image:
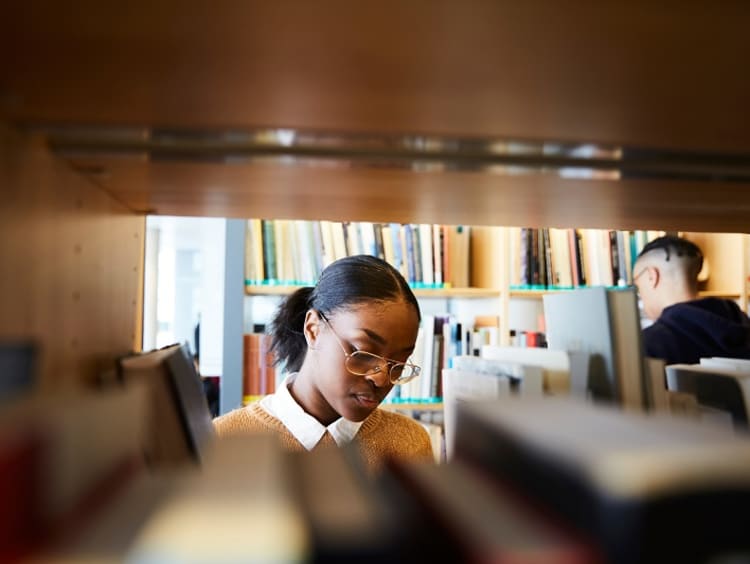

{"left": 303, "top": 300, "right": 420, "bottom": 423}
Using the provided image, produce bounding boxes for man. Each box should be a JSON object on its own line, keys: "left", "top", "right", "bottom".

{"left": 633, "top": 235, "right": 750, "bottom": 365}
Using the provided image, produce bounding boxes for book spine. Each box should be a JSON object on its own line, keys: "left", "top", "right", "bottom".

{"left": 261, "top": 219, "right": 277, "bottom": 283}
{"left": 373, "top": 222, "right": 385, "bottom": 261}
{"left": 607, "top": 230, "right": 620, "bottom": 286}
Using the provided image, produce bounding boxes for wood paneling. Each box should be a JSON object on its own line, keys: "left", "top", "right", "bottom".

{"left": 2, "top": 1, "right": 750, "bottom": 152}
{"left": 0, "top": 125, "right": 144, "bottom": 389}
{"left": 3, "top": 1, "right": 750, "bottom": 233}
{"left": 69, "top": 157, "right": 750, "bottom": 233}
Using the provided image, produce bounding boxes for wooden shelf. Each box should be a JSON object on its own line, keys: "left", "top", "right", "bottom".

{"left": 10, "top": 4, "right": 750, "bottom": 230}
{"left": 245, "top": 285, "right": 501, "bottom": 299}
{"left": 509, "top": 288, "right": 743, "bottom": 300}
{"left": 380, "top": 402, "right": 444, "bottom": 412}
{"left": 245, "top": 285, "right": 305, "bottom": 296}
{"left": 510, "top": 288, "right": 570, "bottom": 299}
{"left": 414, "top": 288, "right": 501, "bottom": 299}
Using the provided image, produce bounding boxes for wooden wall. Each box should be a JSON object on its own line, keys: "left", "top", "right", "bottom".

{"left": 0, "top": 124, "right": 144, "bottom": 390}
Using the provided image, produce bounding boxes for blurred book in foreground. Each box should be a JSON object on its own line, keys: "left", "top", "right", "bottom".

{"left": 455, "top": 396, "right": 750, "bottom": 564}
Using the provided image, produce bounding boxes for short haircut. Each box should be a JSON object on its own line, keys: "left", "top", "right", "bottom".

{"left": 636, "top": 235, "right": 703, "bottom": 281}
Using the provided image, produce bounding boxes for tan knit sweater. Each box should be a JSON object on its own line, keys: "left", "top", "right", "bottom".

{"left": 213, "top": 402, "right": 434, "bottom": 473}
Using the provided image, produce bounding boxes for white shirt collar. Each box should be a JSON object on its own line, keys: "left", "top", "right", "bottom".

{"left": 259, "top": 373, "right": 363, "bottom": 450}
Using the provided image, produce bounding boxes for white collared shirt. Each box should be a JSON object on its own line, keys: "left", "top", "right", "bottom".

{"left": 259, "top": 373, "right": 363, "bottom": 450}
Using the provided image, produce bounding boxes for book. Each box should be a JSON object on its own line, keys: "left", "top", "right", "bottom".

{"left": 330, "top": 220, "right": 347, "bottom": 261}
{"left": 243, "top": 333, "right": 262, "bottom": 398}
{"left": 643, "top": 356, "right": 668, "bottom": 413}
{"left": 549, "top": 227, "right": 573, "bottom": 288}
{"left": 451, "top": 355, "right": 544, "bottom": 396}
{"left": 443, "top": 355, "right": 548, "bottom": 460}
{"left": 442, "top": 366, "right": 512, "bottom": 460}
{"left": 127, "top": 434, "right": 310, "bottom": 563}
{"left": 288, "top": 444, "right": 402, "bottom": 562}
{"left": 0, "top": 385, "right": 149, "bottom": 559}
{"left": 543, "top": 287, "right": 646, "bottom": 410}
{"left": 242, "top": 331, "right": 277, "bottom": 400}
{"left": 244, "top": 218, "right": 264, "bottom": 284}
{"left": 0, "top": 340, "right": 37, "bottom": 403}
{"left": 699, "top": 356, "right": 750, "bottom": 372}
{"left": 419, "top": 223, "right": 434, "bottom": 286}
{"left": 606, "top": 288, "right": 646, "bottom": 410}
{"left": 259, "top": 332, "right": 277, "bottom": 396}
{"left": 432, "top": 224, "right": 444, "bottom": 286}
{"left": 261, "top": 219, "right": 277, "bottom": 282}
{"left": 38, "top": 472, "right": 174, "bottom": 563}
{"left": 294, "top": 219, "right": 317, "bottom": 284}
{"left": 0, "top": 422, "right": 42, "bottom": 562}
{"left": 665, "top": 363, "right": 750, "bottom": 428}
{"left": 454, "top": 396, "right": 750, "bottom": 564}
{"left": 372, "top": 222, "right": 385, "bottom": 260}
{"left": 480, "top": 345, "right": 578, "bottom": 396}
{"left": 274, "top": 219, "right": 295, "bottom": 284}
{"left": 447, "top": 225, "right": 470, "bottom": 288}
{"left": 419, "top": 315, "right": 436, "bottom": 400}
{"left": 388, "top": 457, "right": 599, "bottom": 563}
{"left": 319, "top": 219, "right": 336, "bottom": 268}
{"left": 118, "top": 343, "right": 215, "bottom": 467}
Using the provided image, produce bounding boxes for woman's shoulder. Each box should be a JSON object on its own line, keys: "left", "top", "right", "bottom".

{"left": 366, "top": 408, "right": 430, "bottom": 438}
{"left": 213, "top": 402, "right": 277, "bottom": 436}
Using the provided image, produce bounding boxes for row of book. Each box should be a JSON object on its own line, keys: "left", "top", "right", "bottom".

{"left": 0, "top": 342, "right": 216, "bottom": 561}
{"left": 386, "top": 314, "right": 500, "bottom": 404}
{"left": 245, "top": 218, "right": 471, "bottom": 288}
{"left": 16, "top": 390, "right": 750, "bottom": 562}
{"left": 8, "top": 336, "right": 750, "bottom": 562}
{"left": 664, "top": 356, "right": 750, "bottom": 429}
{"left": 510, "top": 227, "right": 664, "bottom": 289}
{"left": 242, "top": 333, "right": 277, "bottom": 404}
{"left": 241, "top": 316, "right": 504, "bottom": 405}
{"left": 245, "top": 219, "right": 667, "bottom": 292}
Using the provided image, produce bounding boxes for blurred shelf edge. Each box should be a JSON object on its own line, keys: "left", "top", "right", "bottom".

{"left": 245, "top": 285, "right": 503, "bottom": 299}
{"left": 510, "top": 288, "right": 743, "bottom": 300}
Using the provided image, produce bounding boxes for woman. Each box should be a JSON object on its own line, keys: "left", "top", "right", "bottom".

{"left": 214, "top": 255, "right": 434, "bottom": 472}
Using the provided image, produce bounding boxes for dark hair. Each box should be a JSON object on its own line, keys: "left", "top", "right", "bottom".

{"left": 269, "top": 255, "right": 421, "bottom": 373}
{"left": 636, "top": 235, "right": 704, "bottom": 280}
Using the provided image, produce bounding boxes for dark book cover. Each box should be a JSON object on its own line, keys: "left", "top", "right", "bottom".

{"left": 520, "top": 227, "right": 531, "bottom": 286}
{"left": 608, "top": 230, "right": 620, "bottom": 287}
{"left": 530, "top": 229, "right": 540, "bottom": 286}
{"left": 574, "top": 229, "right": 587, "bottom": 286}
{"left": 454, "top": 397, "right": 750, "bottom": 564}
{"left": 542, "top": 228, "right": 554, "bottom": 288}
{"left": 411, "top": 224, "right": 423, "bottom": 285}
{"left": 386, "top": 458, "right": 600, "bottom": 564}
{"left": 373, "top": 222, "right": 385, "bottom": 261}
{"left": 119, "top": 343, "right": 215, "bottom": 467}
{"left": 261, "top": 219, "right": 277, "bottom": 282}
{"left": 404, "top": 224, "right": 417, "bottom": 284}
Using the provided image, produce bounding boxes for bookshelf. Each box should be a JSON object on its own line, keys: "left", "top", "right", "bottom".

{"left": 238, "top": 219, "right": 750, "bottom": 416}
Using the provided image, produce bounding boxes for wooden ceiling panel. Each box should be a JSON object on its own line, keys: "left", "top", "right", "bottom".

{"left": 4, "top": 1, "right": 750, "bottom": 229}
{"left": 72, "top": 157, "right": 750, "bottom": 233}
{"left": 3, "top": 1, "right": 750, "bottom": 151}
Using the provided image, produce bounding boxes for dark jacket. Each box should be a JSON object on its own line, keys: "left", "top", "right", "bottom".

{"left": 643, "top": 297, "right": 750, "bottom": 365}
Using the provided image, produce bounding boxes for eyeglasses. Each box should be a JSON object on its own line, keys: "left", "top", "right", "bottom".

{"left": 317, "top": 311, "right": 421, "bottom": 385}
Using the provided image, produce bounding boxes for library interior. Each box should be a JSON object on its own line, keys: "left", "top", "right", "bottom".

{"left": 4, "top": 3, "right": 750, "bottom": 562}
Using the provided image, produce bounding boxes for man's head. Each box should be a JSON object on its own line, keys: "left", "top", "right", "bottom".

{"left": 633, "top": 235, "right": 703, "bottom": 321}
